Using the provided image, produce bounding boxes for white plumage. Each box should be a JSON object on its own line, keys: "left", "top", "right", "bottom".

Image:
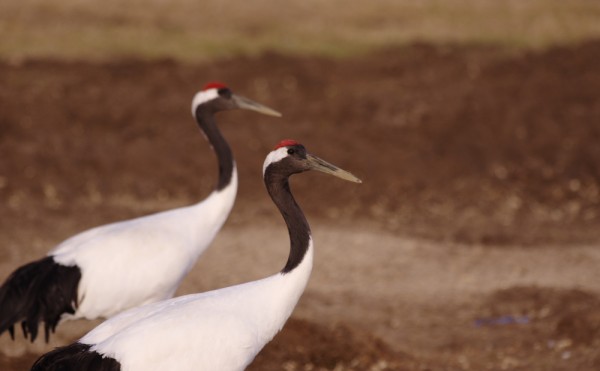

{"left": 0, "top": 82, "right": 280, "bottom": 342}
{"left": 31, "top": 140, "right": 361, "bottom": 371}
{"left": 84, "top": 239, "right": 312, "bottom": 370}
{"left": 52, "top": 176, "right": 237, "bottom": 320}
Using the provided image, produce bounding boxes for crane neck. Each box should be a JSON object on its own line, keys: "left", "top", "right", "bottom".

{"left": 264, "top": 171, "right": 311, "bottom": 274}
{"left": 195, "top": 107, "right": 234, "bottom": 191}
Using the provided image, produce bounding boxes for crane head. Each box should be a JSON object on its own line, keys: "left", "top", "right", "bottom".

{"left": 191, "top": 82, "right": 281, "bottom": 118}
{"left": 263, "top": 140, "right": 362, "bottom": 183}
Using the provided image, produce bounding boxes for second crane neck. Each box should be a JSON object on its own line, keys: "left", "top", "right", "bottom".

{"left": 264, "top": 172, "right": 312, "bottom": 274}
{"left": 195, "top": 108, "right": 235, "bottom": 191}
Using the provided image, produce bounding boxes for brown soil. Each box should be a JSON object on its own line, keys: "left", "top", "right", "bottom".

{"left": 1, "top": 41, "right": 600, "bottom": 370}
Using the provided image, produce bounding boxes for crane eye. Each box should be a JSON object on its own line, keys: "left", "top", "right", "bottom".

{"left": 287, "top": 148, "right": 295, "bottom": 155}
{"left": 217, "top": 88, "right": 232, "bottom": 99}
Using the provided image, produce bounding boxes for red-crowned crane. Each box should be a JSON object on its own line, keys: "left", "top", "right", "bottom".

{"left": 30, "top": 140, "right": 361, "bottom": 371}
{"left": 0, "top": 82, "right": 281, "bottom": 342}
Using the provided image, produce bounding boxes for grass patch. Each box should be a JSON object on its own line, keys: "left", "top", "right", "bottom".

{"left": 1, "top": 0, "right": 600, "bottom": 61}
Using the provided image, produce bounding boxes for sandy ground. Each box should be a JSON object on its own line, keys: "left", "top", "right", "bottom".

{"left": 1, "top": 41, "right": 600, "bottom": 370}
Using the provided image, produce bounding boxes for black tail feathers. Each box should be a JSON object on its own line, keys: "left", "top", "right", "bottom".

{"left": 31, "top": 342, "right": 121, "bottom": 371}
{"left": 0, "top": 256, "right": 81, "bottom": 342}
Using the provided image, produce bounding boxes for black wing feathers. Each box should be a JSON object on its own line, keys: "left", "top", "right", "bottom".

{"left": 0, "top": 256, "right": 81, "bottom": 342}
{"left": 31, "top": 343, "right": 121, "bottom": 371}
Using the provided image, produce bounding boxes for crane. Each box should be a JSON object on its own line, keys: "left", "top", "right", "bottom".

{"left": 0, "top": 82, "right": 280, "bottom": 342}
{"left": 30, "top": 139, "right": 361, "bottom": 371}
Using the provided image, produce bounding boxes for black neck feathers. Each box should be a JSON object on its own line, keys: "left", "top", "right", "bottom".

{"left": 264, "top": 165, "right": 311, "bottom": 274}
{"left": 195, "top": 107, "right": 234, "bottom": 191}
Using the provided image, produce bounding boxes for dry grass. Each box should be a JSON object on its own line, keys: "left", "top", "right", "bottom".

{"left": 1, "top": 0, "right": 600, "bottom": 61}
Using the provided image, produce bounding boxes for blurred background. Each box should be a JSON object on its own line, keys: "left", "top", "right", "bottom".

{"left": 1, "top": 1, "right": 600, "bottom": 370}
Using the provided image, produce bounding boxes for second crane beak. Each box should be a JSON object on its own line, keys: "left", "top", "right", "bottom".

{"left": 306, "top": 154, "right": 362, "bottom": 183}
{"left": 233, "top": 95, "right": 282, "bottom": 117}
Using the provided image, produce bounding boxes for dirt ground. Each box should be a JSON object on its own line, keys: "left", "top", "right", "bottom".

{"left": 1, "top": 40, "right": 600, "bottom": 370}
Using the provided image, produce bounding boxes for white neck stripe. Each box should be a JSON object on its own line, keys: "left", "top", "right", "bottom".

{"left": 191, "top": 89, "right": 219, "bottom": 116}
{"left": 263, "top": 147, "right": 289, "bottom": 175}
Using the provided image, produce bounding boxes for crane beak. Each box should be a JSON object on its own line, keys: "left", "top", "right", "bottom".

{"left": 306, "top": 154, "right": 362, "bottom": 183}
{"left": 232, "top": 95, "right": 282, "bottom": 117}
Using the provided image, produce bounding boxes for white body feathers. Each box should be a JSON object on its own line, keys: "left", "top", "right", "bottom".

{"left": 51, "top": 170, "right": 238, "bottom": 320}
{"left": 80, "top": 238, "right": 314, "bottom": 371}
